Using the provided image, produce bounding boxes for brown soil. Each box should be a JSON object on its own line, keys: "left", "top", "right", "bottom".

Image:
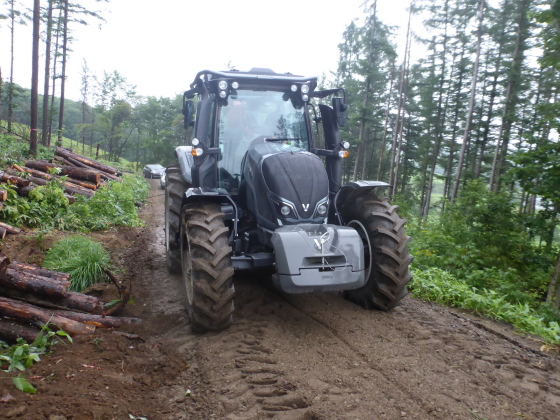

{"left": 0, "top": 179, "right": 559, "bottom": 420}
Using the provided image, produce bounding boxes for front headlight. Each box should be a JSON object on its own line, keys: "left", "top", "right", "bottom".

{"left": 272, "top": 199, "right": 296, "bottom": 219}
{"left": 314, "top": 200, "right": 329, "bottom": 218}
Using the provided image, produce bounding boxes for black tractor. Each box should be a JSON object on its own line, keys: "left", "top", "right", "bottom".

{"left": 165, "top": 68, "right": 412, "bottom": 332}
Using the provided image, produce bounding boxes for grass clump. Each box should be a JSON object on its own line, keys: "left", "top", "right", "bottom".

{"left": 43, "top": 235, "right": 111, "bottom": 292}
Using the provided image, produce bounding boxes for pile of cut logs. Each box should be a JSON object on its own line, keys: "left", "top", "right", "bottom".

{"left": 0, "top": 147, "right": 123, "bottom": 238}
{"left": 0, "top": 256, "right": 140, "bottom": 343}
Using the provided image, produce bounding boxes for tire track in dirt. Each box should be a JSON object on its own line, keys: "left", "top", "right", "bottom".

{"left": 191, "top": 273, "right": 560, "bottom": 420}
{"left": 280, "top": 291, "right": 560, "bottom": 420}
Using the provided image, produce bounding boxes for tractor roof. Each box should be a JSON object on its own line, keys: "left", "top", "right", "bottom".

{"left": 189, "top": 68, "right": 318, "bottom": 91}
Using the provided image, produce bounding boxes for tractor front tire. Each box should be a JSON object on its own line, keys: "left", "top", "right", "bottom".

{"left": 181, "top": 202, "right": 235, "bottom": 332}
{"left": 342, "top": 195, "right": 412, "bottom": 311}
{"left": 165, "top": 165, "right": 189, "bottom": 274}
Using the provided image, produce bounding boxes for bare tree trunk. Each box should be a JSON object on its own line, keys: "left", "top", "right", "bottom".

{"left": 389, "top": 3, "right": 412, "bottom": 197}
{"left": 29, "top": 0, "right": 40, "bottom": 156}
{"left": 42, "top": 0, "right": 54, "bottom": 147}
{"left": 57, "top": 0, "right": 69, "bottom": 145}
{"left": 546, "top": 250, "right": 560, "bottom": 306}
{"left": 451, "top": 0, "right": 485, "bottom": 201}
{"left": 80, "top": 60, "right": 90, "bottom": 155}
{"left": 489, "top": 0, "right": 529, "bottom": 192}
{"left": 48, "top": 5, "right": 63, "bottom": 144}
{"left": 475, "top": 1, "right": 509, "bottom": 179}
{"left": 353, "top": 1, "right": 377, "bottom": 182}
{"left": 377, "top": 60, "right": 395, "bottom": 180}
{"left": 424, "top": 0, "right": 450, "bottom": 215}
{"left": 361, "top": 134, "right": 371, "bottom": 180}
{"left": 7, "top": 0, "right": 16, "bottom": 133}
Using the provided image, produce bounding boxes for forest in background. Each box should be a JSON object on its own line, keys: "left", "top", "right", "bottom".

{"left": 1, "top": 0, "right": 560, "bottom": 341}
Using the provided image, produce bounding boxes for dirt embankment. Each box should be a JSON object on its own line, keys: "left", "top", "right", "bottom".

{"left": 0, "top": 179, "right": 559, "bottom": 420}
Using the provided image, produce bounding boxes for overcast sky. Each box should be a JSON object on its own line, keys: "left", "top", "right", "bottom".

{"left": 1, "top": 0, "right": 413, "bottom": 101}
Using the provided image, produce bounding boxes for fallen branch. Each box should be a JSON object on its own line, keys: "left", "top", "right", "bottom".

{"left": 102, "top": 268, "right": 131, "bottom": 316}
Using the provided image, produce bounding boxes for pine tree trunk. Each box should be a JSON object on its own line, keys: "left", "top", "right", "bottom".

{"left": 490, "top": 0, "right": 530, "bottom": 192}
{"left": 421, "top": 0, "right": 450, "bottom": 220}
{"left": 389, "top": 4, "right": 412, "bottom": 197}
{"left": 377, "top": 60, "right": 395, "bottom": 180}
{"left": 42, "top": 0, "right": 54, "bottom": 147}
{"left": 48, "top": 5, "right": 63, "bottom": 144}
{"left": 475, "top": 1, "right": 509, "bottom": 179}
{"left": 29, "top": 0, "right": 40, "bottom": 156}
{"left": 451, "top": 0, "right": 484, "bottom": 201}
{"left": 7, "top": 0, "right": 16, "bottom": 133}
{"left": 353, "top": 3, "right": 377, "bottom": 182}
{"left": 57, "top": 0, "right": 69, "bottom": 145}
{"left": 546, "top": 250, "right": 560, "bottom": 307}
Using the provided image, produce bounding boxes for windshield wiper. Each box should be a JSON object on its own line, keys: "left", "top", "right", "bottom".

{"left": 264, "top": 138, "right": 299, "bottom": 142}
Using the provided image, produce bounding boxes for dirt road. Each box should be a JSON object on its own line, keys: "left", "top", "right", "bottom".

{"left": 1, "top": 179, "right": 559, "bottom": 420}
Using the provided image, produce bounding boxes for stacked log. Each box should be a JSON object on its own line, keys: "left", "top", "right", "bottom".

{"left": 54, "top": 147, "right": 123, "bottom": 182}
{"left": 0, "top": 148, "right": 124, "bottom": 221}
{"left": 0, "top": 256, "right": 140, "bottom": 342}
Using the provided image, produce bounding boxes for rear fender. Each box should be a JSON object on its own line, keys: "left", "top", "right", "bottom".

{"left": 330, "top": 181, "right": 391, "bottom": 225}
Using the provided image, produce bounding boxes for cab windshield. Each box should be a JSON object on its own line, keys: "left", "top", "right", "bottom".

{"left": 217, "top": 90, "right": 309, "bottom": 193}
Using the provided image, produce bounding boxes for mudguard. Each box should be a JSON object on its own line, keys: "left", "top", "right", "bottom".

{"left": 175, "top": 146, "right": 194, "bottom": 184}
{"left": 271, "top": 224, "right": 365, "bottom": 293}
{"left": 330, "top": 181, "right": 391, "bottom": 225}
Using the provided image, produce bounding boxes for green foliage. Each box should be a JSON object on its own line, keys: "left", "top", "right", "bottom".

{"left": 411, "top": 180, "right": 556, "bottom": 308}
{"left": 537, "top": 0, "right": 560, "bottom": 70}
{"left": 0, "top": 173, "right": 148, "bottom": 233}
{"left": 70, "top": 174, "right": 149, "bottom": 230}
{"left": 409, "top": 180, "right": 560, "bottom": 343}
{"left": 0, "top": 324, "right": 72, "bottom": 394}
{"left": 409, "top": 267, "right": 560, "bottom": 345}
{"left": 0, "top": 131, "right": 54, "bottom": 164}
{"left": 43, "top": 235, "right": 111, "bottom": 292}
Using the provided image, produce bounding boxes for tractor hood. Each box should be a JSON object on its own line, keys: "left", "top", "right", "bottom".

{"left": 242, "top": 139, "right": 329, "bottom": 234}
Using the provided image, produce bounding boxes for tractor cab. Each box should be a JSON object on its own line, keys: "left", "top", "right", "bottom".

{"left": 182, "top": 70, "right": 347, "bottom": 181}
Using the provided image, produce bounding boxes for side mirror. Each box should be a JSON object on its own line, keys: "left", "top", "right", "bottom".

{"left": 332, "top": 97, "right": 347, "bottom": 127}
{"left": 182, "top": 98, "right": 195, "bottom": 129}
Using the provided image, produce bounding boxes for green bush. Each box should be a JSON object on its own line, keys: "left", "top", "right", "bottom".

{"left": 410, "top": 180, "right": 556, "bottom": 308}
{"left": 70, "top": 174, "right": 149, "bottom": 231}
{"left": 43, "top": 235, "right": 111, "bottom": 292}
{"left": 0, "top": 174, "right": 149, "bottom": 233}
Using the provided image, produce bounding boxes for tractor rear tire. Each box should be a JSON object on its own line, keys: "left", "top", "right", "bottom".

{"left": 181, "top": 202, "right": 235, "bottom": 332}
{"left": 165, "top": 165, "right": 189, "bottom": 274}
{"left": 342, "top": 195, "right": 413, "bottom": 311}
